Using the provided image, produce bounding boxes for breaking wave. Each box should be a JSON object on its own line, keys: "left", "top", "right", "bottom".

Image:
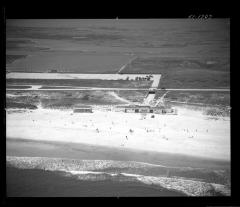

{"left": 6, "top": 156, "right": 230, "bottom": 196}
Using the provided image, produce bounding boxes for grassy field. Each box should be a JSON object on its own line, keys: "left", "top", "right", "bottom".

{"left": 6, "top": 54, "right": 28, "bottom": 64}
{"left": 6, "top": 19, "right": 229, "bottom": 77}
{"left": 122, "top": 56, "right": 230, "bottom": 89}
{"left": 203, "top": 107, "right": 230, "bottom": 117}
{"left": 7, "top": 79, "right": 152, "bottom": 88}
{"left": 7, "top": 19, "right": 229, "bottom": 55}
{"left": 6, "top": 88, "right": 230, "bottom": 115}
{"left": 157, "top": 91, "right": 230, "bottom": 106}
{"left": 6, "top": 101, "right": 38, "bottom": 109}
{"left": 159, "top": 91, "right": 230, "bottom": 117}
{"left": 6, "top": 38, "right": 50, "bottom": 54}
{"left": 6, "top": 51, "right": 132, "bottom": 73}
{"left": 39, "top": 86, "right": 74, "bottom": 89}
{"left": 6, "top": 85, "right": 32, "bottom": 89}
{"left": 117, "top": 90, "right": 230, "bottom": 107}
{"left": 117, "top": 90, "right": 168, "bottom": 103}
{"left": 116, "top": 90, "right": 230, "bottom": 117}
{"left": 6, "top": 20, "right": 229, "bottom": 89}
{"left": 6, "top": 91, "right": 126, "bottom": 109}
{"left": 117, "top": 90, "right": 147, "bottom": 103}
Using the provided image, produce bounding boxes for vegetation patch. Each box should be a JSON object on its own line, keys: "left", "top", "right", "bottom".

{"left": 39, "top": 86, "right": 74, "bottom": 89}
{"left": 6, "top": 55, "right": 28, "bottom": 64}
{"left": 163, "top": 91, "right": 230, "bottom": 107}
{"left": 122, "top": 57, "right": 230, "bottom": 89}
{"left": 7, "top": 85, "right": 31, "bottom": 89}
{"left": 6, "top": 101, "right": 37, "bottom": 109}
{"left": 118, "top": 90, "right": 147, "bottom": 103}
{"left": 6, "top": 91, "right": 126, "bottom": 109}
{"left": 203, "top": 107, "right": 230, "bottom": 117}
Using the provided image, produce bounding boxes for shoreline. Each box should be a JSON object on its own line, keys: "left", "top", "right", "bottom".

{"left": 6, "top": 154, "right": 231, "bottom": 196}
{"left": 7, "top": 138, "right": 230, "bottom": 170}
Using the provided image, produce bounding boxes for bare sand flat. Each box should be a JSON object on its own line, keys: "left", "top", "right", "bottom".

{"left": 6, "top": 107, "right": 230, "bottom": 161}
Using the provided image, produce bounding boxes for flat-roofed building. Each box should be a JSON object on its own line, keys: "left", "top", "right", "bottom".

{"left": 73, "top": 106, "right": 93, "bottom": 113}
{"left": 116, "top": 105, "right": 177, "bottom": 114}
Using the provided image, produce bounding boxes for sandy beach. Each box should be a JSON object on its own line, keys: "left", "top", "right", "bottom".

{"left": 6, "top": 106, "right": 230, "bottom": 161}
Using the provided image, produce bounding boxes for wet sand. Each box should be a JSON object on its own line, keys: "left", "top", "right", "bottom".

{"left": 7, "top": 138, "right": 230, "bottom": 170}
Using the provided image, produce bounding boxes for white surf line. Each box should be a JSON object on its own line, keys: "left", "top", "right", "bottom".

{"left": 6, "top": 156, "right": 209, "bottom": 171}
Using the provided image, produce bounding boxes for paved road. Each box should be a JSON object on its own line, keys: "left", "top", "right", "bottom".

{"left": 6, "top": 72, "right": 161, "bottom": 89}
{"left": 6, "top": 85, "right": 230, "bottom": 92}
{"left": 6, "top": 72, "right": 157, "bottom": 80}
{"left": 162, "top": 88, "right": 230, "bottom": 92}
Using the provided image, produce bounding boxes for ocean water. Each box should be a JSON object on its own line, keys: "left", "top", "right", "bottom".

{"left": 6, "top": 156, "right": 230, "bottom": 197}
{"left": 7, "top": 167, "right": 187, "bottom": 197}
